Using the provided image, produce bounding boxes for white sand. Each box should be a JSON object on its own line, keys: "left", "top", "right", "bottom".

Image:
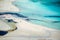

{"left": 0, "top": 14, "right": 60, "bottom": 40}
{"left": 0, "top": 0, "right": 19, "bottom": 12}
{"left": 0, "top": 20, "right": 11, "bottom": 30}
{"left": 0, "top": 0, "right": 60, "bottom": 40}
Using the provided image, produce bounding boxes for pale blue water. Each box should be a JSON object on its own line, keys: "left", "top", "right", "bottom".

{"left": 13, "top": 0, "right": 60, "bottom": 30}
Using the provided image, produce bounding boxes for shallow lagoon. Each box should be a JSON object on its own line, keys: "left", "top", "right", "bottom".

{"left": 13, "top": 0, "right": 60, "bottom": 30}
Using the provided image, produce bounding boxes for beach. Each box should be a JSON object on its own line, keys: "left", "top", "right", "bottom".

{"left": 0, "top": 14, "right": 60, "bottom": 40}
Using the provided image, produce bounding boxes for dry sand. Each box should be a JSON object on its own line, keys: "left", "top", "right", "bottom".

{"left": 0, "top": 14, "right": 60, "bottom": 40}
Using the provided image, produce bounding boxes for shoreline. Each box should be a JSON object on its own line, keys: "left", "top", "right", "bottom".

{"left": 0, "top": 12, "right": 59, "bottom": 31}
{"left": 0, "top": 13, "right": 60, "bottom": 40}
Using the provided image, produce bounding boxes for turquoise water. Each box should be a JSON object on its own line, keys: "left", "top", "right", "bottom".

{"left": 14, "top": 0, "right": 60, "bottom": 30}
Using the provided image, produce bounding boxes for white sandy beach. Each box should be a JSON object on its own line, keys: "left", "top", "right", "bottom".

{"left": 0, "top": 0, "right": 19, "bottom": 12}
{"left": 0, "top": 14, "right": 60, "bottom": 40}
{"left": 0, "top": 0, "right": 60, "bottom": 40}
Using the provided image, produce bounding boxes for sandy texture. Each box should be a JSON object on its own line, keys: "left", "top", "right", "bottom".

{"left": 0, "top": 14, "right": 60, "bottom": 40}
{"left": 0, "top": 0, "right": 19, "bottom": 12}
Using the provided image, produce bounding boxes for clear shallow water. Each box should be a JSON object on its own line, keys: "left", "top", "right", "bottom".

{"left": 13, "top": 0, "right": 60, "bottom": 30}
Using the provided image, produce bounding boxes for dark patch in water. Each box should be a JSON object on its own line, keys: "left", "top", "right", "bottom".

{"left": 30, "top": 0, "right": 38, "bottom": 2}
{"left": 26, "top": 18, "right": 60, "bottom": 23}
{"left": 0, "top": 12, "right": 28, "bottom": 18}
{"left": 44, "top": 16, "right": 60, "bottom": 18}
{"left": 52, "top": 21, "right": 60, "bottom": 23}
{"left": 30, "top": 0, "right": 60, "bottom": 7}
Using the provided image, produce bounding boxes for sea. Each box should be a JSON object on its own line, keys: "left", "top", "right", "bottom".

{"left": 13, "top": 0, "right": 60, "bottom": 30}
